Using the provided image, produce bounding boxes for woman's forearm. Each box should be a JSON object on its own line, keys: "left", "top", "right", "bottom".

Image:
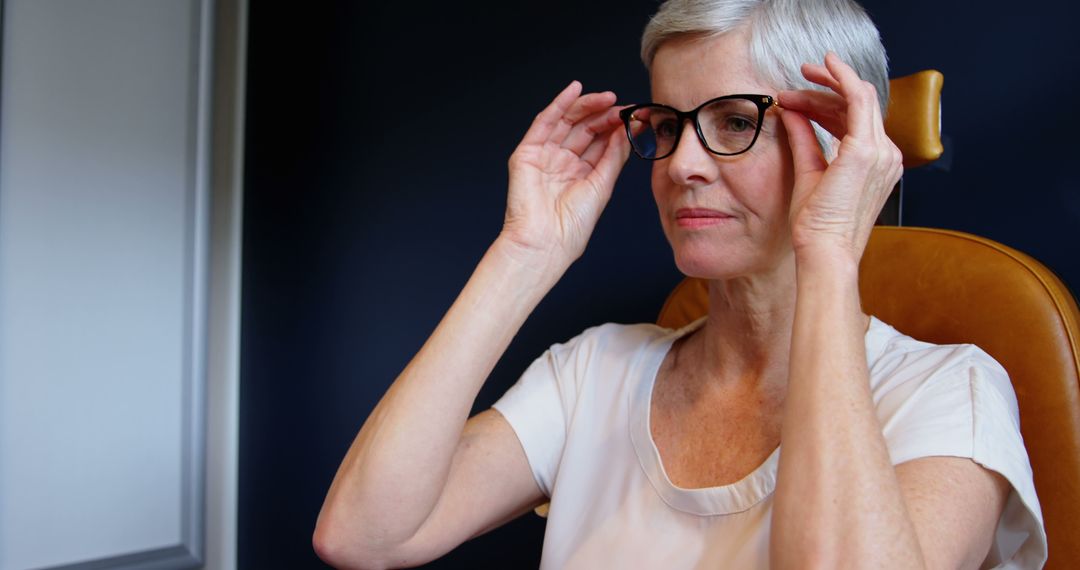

{"left": 315, "top": 238, "right": 564, "bottom": 557}
{"left": 314, "top": 79, "right": 628, "bottom": 566}
{"left": 771, "top": 254, "right": 925, "bottom": 569}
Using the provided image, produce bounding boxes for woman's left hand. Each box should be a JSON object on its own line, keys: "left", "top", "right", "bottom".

{"left": 777, "top": 52, "right": 903, "bottom": 266}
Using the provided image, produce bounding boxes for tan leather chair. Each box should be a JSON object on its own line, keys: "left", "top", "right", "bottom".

{"left": 657, "top": 71, "right": 1080, "bottom": 568}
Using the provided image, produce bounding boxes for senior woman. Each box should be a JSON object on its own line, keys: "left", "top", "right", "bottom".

{"left": 314, "top": 0, "right": 1046, "bottom": 568}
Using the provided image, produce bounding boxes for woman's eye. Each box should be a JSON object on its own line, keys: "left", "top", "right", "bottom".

{"left": 654, "top": 120, "right": 678, "bottom": 139}
{"left": 725, "top": 116, "right": 754, "bottom": 133}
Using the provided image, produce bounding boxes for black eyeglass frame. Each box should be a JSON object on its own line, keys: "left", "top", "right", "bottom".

{"left": 618, "top": 94, "right": 777, "bottom": 160}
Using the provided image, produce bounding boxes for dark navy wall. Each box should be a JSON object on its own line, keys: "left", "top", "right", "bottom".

{"left": 239, "top": 1, "right": 1079, "bottom": 568}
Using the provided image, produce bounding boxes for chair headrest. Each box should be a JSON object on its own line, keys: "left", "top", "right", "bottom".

{"left": 885, "top": 70, "right": 945, "bottom": 168}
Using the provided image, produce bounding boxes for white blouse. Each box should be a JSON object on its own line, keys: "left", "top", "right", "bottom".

{"left": 493, "top": 317, "right": 1046, "bottom": 569}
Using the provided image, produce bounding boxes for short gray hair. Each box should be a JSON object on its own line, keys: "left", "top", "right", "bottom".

{"left": 642, "top": 0, "right": 890, "bottom": 143}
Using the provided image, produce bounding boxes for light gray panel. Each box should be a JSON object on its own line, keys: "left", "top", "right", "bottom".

{"left": 42, "top": 547, "right": 198, "bottom": 570}
{"left": 0, "top": 0, "right": 209, "bottom": 569}
{"left": 203, "top": 0, "right": 247, "bottom": 567}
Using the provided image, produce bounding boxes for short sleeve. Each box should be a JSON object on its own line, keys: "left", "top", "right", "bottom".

{"left": 970, "top": 363, "right": 1047, "bottom": 569}
{"left": 875, "top": 348, "right": 1047, "bottom": 569}
{"left": 491, "top": 341, "right": 575, "bottom": 497}
{"left": 491, "top": 322, "right": 667, "bottom": 499}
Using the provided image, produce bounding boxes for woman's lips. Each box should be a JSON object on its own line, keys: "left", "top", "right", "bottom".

{"left": 675, "top": 208, "right": 735, "bottom": 229}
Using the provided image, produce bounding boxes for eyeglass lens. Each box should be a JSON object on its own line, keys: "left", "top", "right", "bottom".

{"left": 629, "top": 98, "right": 762, "bottom": 159}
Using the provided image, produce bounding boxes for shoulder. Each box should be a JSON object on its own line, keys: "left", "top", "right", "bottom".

{"left": 498, "top": 320, "right": 681, "bottom": 404}
{"left": 865, "top": 317, "right": 1047, "bottom": 567}
{"left": 529, "top": 321, "right": 681, "bottom": 393}
{"left": 491, "top": 321, "right": 683, "bottom": 497}
{"left": 547, "top": 321, "right": 676, "bottom": 361}
{"left": 865, "top": 317, "right": 1015, "bottom": 415}
{"left": 864, "top": 317, "right": 1024, "bottom": 466}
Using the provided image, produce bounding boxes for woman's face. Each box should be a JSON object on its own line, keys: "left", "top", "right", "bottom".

{"left": 650, "top": 31, "right": 795, "bottom": 281}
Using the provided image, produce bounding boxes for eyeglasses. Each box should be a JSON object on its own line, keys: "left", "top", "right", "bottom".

{"left": 619, "top": 94, "right": 777, "bottom": 160}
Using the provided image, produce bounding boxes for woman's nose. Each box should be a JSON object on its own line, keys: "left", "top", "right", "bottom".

{"left": 665, "top": 121, "right": 717, "bottom": 187}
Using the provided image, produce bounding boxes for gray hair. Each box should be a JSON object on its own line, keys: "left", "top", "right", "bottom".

{"left": 642, "top": 0, "right": 889, "bottom": 150}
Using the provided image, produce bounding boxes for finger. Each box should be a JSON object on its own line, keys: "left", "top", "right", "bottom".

{"left": 546, "top": 91, "right": 617, "bottom": 146}
{"left": 800, "top": 58, "right": 871, "bottom": 141}
{"left": 823, "top": 52, "right": 879, "bottom": 140}
{"left": 777, "top": 89, "right": 848, "bottom": 140}
{"left": 586, "top": 127, "right": 631, "bottom": 197}
{"left": 780, "top": 108, "right": 828, "bottom": 179}
{"left": 579, "top": 127, "right": 613, "bottom": 167}
{"left": 800, "top": 62, "right": 841, "bottom": 93}
{"left": 581, "top": 105, "right": 638, "bottom": 165}
{"left": 561, "top": 92, "right": 618, "bottom": 126}
{"left": 520, "top": 80, "right": 583, "bottom": 146}
{"left": 823, "top": 52, "right": 864, "bottom": 99}
{"left": 561, "top": 105, "right": 623, "bottom": 155}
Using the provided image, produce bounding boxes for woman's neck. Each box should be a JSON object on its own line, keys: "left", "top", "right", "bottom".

{"left": 693, "top": 258, "right": 799, "bottom": 392}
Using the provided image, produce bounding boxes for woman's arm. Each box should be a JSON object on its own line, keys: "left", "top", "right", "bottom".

{"left": 313, "top": 81, "right": 630, "bottom": 569}
{"left": 770, "top": 54, "right": 1008, "bottom": 569}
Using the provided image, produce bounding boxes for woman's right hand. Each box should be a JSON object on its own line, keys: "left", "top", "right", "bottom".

{"left": 500, "top": 81, "right": 630, "bottom": 269}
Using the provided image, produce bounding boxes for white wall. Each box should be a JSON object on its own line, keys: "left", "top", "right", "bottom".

{"left": 0, "top": 0, "right": 241, "bottom": 568}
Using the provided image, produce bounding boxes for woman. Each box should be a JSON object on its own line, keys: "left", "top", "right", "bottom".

{"left": 314, "top": 0, "right": 1046, "bottom": 568}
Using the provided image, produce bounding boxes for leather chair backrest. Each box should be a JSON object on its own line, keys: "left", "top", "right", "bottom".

{"left": 657, "top": 227, "right": 1080, "bottom": 568}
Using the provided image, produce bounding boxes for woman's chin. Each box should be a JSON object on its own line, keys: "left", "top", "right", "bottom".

{"left": 673, "top": 253, "right": 751, "bottom": 281}
{"left": 669, "top": 234, "right": 793, "bottom": 281}
{"left": 672, "top": 246, "right": 792, "bottom": 281}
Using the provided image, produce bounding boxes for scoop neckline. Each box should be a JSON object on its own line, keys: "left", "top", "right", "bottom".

{"left": 629, "top": 317, "right": 780, "bottom": 516}
{"left": 629, "top": 315, "right": 890, "bottom": 516}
